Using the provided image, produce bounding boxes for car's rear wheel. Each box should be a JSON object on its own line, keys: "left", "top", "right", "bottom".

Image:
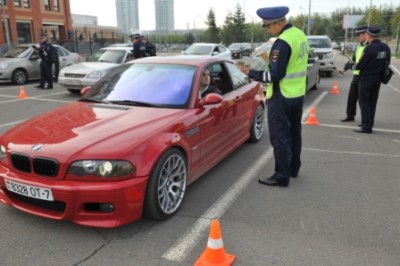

{"left": 143, "top": 148, "right": 187, "bottom": 220}
{"left": 249, "top": 104, "right": 264, "bottom": 143}
{"left": 12, "top": 69, "right": 27, "bottom": 85}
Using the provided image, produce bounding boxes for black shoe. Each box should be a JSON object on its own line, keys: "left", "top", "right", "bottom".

{"left": 35, "top": 85, "right": 44, "bottom": 89}
{"left": 45, "top": 86, "right": 53, "bottom": 89}
{"left": 290, "top": 173, "right": 298, "bottom": 178}
{"left": 258, "top": 177, "right": 289, "bottom": 187}
{"left": 341, "top": 117, "right": 354, "bottom": 122}
{"left": 358, "top": 124, "right": 362, "bottom": 127}
{"left": 54, "top": 79, "right": 58, "bottom": 83}
{"left": 353, "top": 128, "right": 372, "bottom": 134}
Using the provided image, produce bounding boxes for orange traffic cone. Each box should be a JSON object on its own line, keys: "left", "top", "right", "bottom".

{"left": 18, "top": 86, "right": 28, "bottom": 99}
{"left": 330, "top": 81, "right": 340, "bottom": 94}
{"left": 305, "top": 107, "right": 319, "bottom": 125}
{"left": 194, "top": 220, "right": 235, "bottom": 266}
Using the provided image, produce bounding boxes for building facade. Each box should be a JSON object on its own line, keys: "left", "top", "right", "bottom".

{"left": 0, "top": 0, "right": 73, "bottom": 44}
{"left": 115, "top": 0, "right": 139, "bottom": 35}
{"left": 155, "top": 0, "right": 174, "bottom": 33}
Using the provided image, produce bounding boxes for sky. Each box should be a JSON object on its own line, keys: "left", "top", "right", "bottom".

{"left": 69, "top": 0, "right": 397, "bottom": 31}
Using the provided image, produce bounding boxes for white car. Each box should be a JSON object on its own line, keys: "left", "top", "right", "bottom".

{"left": 59, "top": 46, "right": 132, "bottom": 93}
{"left": 181, "top": 43, "right": 231, "bottom": 58}
{"left": 307, "top": 35, "right": 335, "bottom": 77}
{"left": 0, "top": 44, "right": 82, "bottom": 85}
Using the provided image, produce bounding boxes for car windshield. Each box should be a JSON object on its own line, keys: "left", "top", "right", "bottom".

{"left": 86, "top": 49, "right": 126, "bottom": 63}
{"left": 228, "top": 43, "right": 241, "bottom": 49}
{"left": 2, "top": 46, "right": 31, "bottom": 58}
{"left": 308, "top": 38, "right": 332, "bottom": 48}
{"left": 82, "top": 63, "right": 196, "bottom": 108}
{"left": 185, "top": 45, "right": 212, "bottom": 55}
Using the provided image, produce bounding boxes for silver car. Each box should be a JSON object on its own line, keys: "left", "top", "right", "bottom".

{"left": 0, "top": 44, "right": 82, "bottom": 85}
{"left": 181, "top": 43, "right": 231, "bottom": 58}
{"left": 59, "top": 46, "right": 133, "bottom": 93}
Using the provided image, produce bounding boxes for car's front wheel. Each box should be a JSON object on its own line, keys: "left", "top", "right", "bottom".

{"left": 12, "top": 69, "right": 27, "bottom": 85}
{"left": 248, "top": 104, "right": 264, "bottom": 143}
{"left": 143, "top": 148, "right": 187, "bottom": 220}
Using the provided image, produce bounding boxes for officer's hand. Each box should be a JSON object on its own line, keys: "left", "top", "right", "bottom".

{"left": 339, "top": 70, "right": 345, "bottom": 76}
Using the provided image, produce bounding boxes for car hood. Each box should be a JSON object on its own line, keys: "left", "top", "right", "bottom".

{"left": 61, "top": 62, "right": 119, "bottom": 74}
{"left": 2, "top": 102, "right": 186, "bottom": 159}
{"left": 312, "top": 48, "right": 332, "bottom": 53}
{"left": 0, "top": 57, "right": 20, "bottom": 64}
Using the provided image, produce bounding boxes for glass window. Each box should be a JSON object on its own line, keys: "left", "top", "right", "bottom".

{"left": 44, "top": 0, "right": 50, "bottom": 10}
{"left": 16, "top": 21, "right": 32, "bottom": 44}
{"left": 14, "top": 0, "right": 21, "bottom": 7}
{"left": 23, "top": 0, "right": 30, "bottom": 8}
{"left": 0, "top": 0, "right": 7, "bottom": 5}
{"left": 53, "top": 0, "right": 59, "bottom": 11}
{"left": 225, "top": 62, "right": 249, "bottom": 90}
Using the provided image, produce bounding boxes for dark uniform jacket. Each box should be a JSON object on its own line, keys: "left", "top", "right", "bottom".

{"left": 356, "top": 39, "right": 391, "bottom": 76}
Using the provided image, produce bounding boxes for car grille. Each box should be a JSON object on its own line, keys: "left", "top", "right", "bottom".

{"left": 11, "top": 153, "right": 59, "bottom": 177}
{"left": 64, "top": 73, "right": 86, "bottom": 78}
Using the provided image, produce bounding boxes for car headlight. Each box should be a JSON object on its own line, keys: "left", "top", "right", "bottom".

{"left": 67, "top": 160, "right": 134, "bottom": 178}
{"left": 0, "top": 63, "right": 9, "bottom": 69}
{"left": 86, "top": 71, "right": 102, "bottom": 80}
{"left": 324, "top": 52, "right": 334, "bottom": 59}
{"left": 0, "top": 144, "right": 7, "bottom": 162}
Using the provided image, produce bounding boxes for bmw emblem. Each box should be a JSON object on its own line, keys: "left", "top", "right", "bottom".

{"left": 32, "top": 144, "right": 43, "bottom": 152}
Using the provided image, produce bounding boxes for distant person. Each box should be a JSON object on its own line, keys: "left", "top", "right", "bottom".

{"left": 140, "top": 35, "right": 156, "bottom": 56}
{"left": 32, "top": 34, "right": 57, "bottom": 89}
{"left": 79, "top": 33, "right": 83, "bottom": 42}
{"left": 238, "top": 6, "right": 308, "bottom": 187}
{"left": 354, "top": 26, "right": 391, "bottom": 134}
{"left": 130, "top": 33, "right": 146, "bottom": 59}
{"left": 199, "top": 69, "right": 221, "bottom": 98}
{"left": 339, "top": 26, "right": 368, "bottom": 122}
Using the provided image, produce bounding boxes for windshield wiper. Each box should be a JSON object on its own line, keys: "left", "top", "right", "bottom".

{"left": 109, "top": 100, "right": 163, "bottom": 108}
{"left": 79, "top": 98, "right": 110, "bottom": 104}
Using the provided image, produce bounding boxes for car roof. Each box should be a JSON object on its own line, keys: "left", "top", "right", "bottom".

{"left": 190, "top": 43, "right": 222, "bottom": 47}
{"left": 100, "top": 46, "right": 132, "bottom": 51}
{"left": 127, "top": 55, "right": 234, "bottom": 67}
{"left": 307, "top": 35, "right": 331, "bottom": 39}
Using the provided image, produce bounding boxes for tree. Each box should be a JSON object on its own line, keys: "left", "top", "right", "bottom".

{"left": 204, "top": 8, "right": 220, "bottom": 43}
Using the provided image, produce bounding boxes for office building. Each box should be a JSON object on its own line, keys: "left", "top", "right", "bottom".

{"left": 155, "top": 0, "right": 174, "bottom": 33}
{"left": 115, "top": 0, "right": 139, "bottom": 34}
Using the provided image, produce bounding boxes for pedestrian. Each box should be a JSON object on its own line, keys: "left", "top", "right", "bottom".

{"left": 32, "top": 34, "right": 57, "bottom": 89}
{"left": 140, "top": 35, "right": 157, "bottom": 56}
{"left": 130, "top": 33, "right": 146, "bottom": 59}
{"left": 354, "top": 26, "right": 391, "bottom": 134}
{"left": 339, "top": 26, "right": 368, "bottom": 122}
{"left": 238, "top": 6, "right": 308, "bottom": 187}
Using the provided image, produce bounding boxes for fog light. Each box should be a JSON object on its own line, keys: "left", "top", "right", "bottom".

{"left": 99, "top": 203, "right": 114, "bottom": 213}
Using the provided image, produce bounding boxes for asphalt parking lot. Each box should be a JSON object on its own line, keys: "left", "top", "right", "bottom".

{"left": 1, "top": 54, "right": 400, "bottom": 266}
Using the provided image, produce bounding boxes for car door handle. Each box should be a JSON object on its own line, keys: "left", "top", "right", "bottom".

{"left": 234, "top": 96, "right": 242, "bottom": 102}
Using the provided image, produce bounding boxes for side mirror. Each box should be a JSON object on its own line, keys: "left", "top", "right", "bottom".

{"left": 203, "top": 93, "right": 223, "bottom": 105}
{"left": 212, "top": 51, "right": 219, "bottom": 56}
{"left": 80, "top": 86, "right": 91, "bottom": 96}
{"left": 30, "top": 54, "right": 39, "bottom": 60}
{"left": 308, "top": 58, "right": 318, "bottom": 64}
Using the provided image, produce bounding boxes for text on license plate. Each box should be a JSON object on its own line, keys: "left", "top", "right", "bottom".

{"left": 5, "top": 179, "right": 54, "bottom": 201}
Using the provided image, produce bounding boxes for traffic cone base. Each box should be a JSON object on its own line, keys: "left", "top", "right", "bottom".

{"left": 18, "top": 86, "right": 28, "bottom": 99}
{"left": 194, "top": 220, "right": 236, "bottom": 266}
{"left": 305, "top": 107, "right": 319, "bottom": 125}
{"left": 330, "top": 81, "right": 340, "bottom": 94}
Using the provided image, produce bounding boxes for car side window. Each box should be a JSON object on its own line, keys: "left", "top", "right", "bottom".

{"left": 219, "top": 46, "right": 226, "bottom": 53}
{"left": 225, "top": 62, "right": 249, "bottom": 90}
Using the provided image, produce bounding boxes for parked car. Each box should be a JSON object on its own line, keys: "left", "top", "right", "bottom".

{"left": 228, "top": 42, "right": 252, "bottom": 58}
{"left": 181, "top": 43, "right": 231, "bottom": 58}
{"left": 307, "top": 35, "right": 335, "bottom": 77}
{"left": 0, "top": 56, "right": 265, "bottom": 227}
{"left": 0, "top": 44, "right": 82, "bottom": 85}
{"left": 58, "top": 46, "right": 132, "bottom": 93}
{"left": 247, "top": 44, "right": 319, "bottom": 91}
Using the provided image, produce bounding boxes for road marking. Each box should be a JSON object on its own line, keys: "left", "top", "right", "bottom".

{"left": 162, "top": 147, "right": 274, "bottom": 262}
{"left": 303, "top": 147, "right": 400, "bottom": 158}
{"left": 0, "top": 120, "right": 26, "bottom": 128}
{"left": 316, "top": 123, "right": 400, "bottom": 134}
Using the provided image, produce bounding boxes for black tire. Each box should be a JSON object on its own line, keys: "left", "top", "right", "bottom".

{"left": 248, "top": 104, "right": 264, "bottom": 143}
{"left": 143, "top": 148, "right": 187, "bottom": 220}
{"left": 12, "top": 69, "right": 28, "bottom": 85}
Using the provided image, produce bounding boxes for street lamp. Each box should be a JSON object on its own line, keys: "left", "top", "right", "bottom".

{"left": 307, "top": 0, "right": 311, "bottom": 35}
{"left": 1, "top": 0, "right": 11, "bottom": 47}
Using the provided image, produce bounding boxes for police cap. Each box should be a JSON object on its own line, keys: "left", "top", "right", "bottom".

{"left": 367, "top": 26, "right": 380, "bottom": 36}
{"left": 355, "top": 26, "right": 367, "bottom": 35}
{"left": 39, "top": 34, "right": 48, "bottom": 39}
{"left": 256, "top": 6, "right": 289, "bottom": 27}
{"left": 129, "top": 33, "right": 140, "bottom": 39}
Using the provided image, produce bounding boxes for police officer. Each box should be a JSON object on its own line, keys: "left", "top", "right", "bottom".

{"left": 354, "top": 26, "right": 391, "bottom": 133}
{"left": 33, "top": 34, "right": 57, "bottom": 89}
{"left": 238, "top": 6, "right": 308, "bottom": 187}
{"left": 340, "top": 26, "right": 368, "bottom": 122}
{"left": 130, "top": 33, "right": 146, "bottom": 59}
{"left": 140, "top": 35, "right": 156, "bottom": 56}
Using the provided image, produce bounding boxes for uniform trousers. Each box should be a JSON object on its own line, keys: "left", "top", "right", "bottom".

{"left": 267, "top": 88, "right": 304, "bottom": 183}
{"left": 358, "top": 75, "right": 381, "bottom": 131}
{"left": 345, "top": 75, "right": 360, "bottom": 119}
{"left": 39, "top": 60, "right": 53, "bottom": 87}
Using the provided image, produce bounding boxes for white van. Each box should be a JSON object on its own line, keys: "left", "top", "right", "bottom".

{"left": 307, "top": 35, "right": 335, "bottom": 77}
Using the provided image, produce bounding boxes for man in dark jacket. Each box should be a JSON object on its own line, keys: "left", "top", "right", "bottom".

{"left": 33, "top": 34, "right": 57, "bottom": 89}
{"left": 354, "top": 26, "right": 391, "bottom": 133}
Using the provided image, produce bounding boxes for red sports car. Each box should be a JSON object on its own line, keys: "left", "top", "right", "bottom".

{"left": 0, "top": 56, "right": 265, "bottom": 227}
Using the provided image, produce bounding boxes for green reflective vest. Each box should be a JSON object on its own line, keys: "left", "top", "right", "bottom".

{"left": 265, "top": 27, "right": 308, "bottom": 99}
{"left": 353, "top": 43, "right": 365, "bottom": 75}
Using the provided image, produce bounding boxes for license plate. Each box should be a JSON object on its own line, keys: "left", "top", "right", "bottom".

{"left": 5, "top": 179, "right": 54, "bottom": 201}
